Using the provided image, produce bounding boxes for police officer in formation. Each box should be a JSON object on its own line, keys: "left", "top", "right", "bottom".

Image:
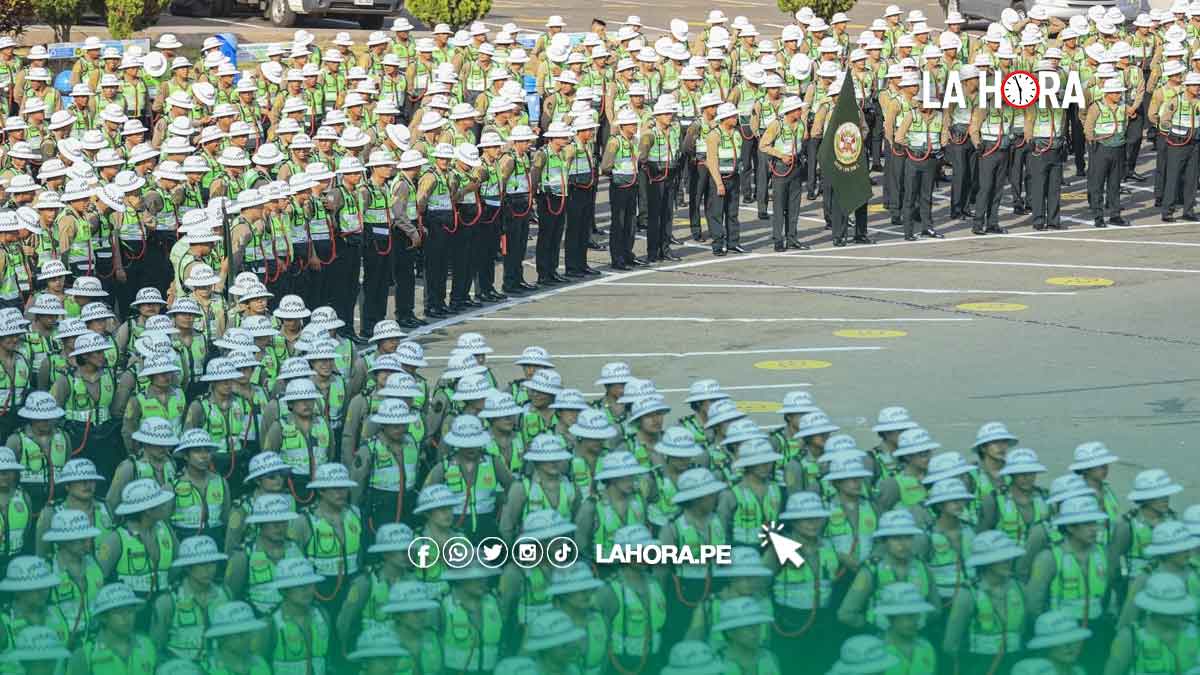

{"left": 0, "top": 283, "right": 1188, "bottom": 675}
{"left": 0, "top": 5, "right": 1190, "bottom": 337}
{"left": 0, "top": 10, "right": 1186, "bottom": 675}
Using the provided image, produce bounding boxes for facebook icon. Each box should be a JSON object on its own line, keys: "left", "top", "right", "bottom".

{"left": 408, "top": 536, "right": 439, "bottom": 569}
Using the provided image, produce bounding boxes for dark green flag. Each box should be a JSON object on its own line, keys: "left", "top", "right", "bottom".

{"left": 818, "top": 72, "right": 872, "bottom": 215}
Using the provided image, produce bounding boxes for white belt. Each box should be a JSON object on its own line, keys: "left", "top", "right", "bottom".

{"left": 370, "top": 226, "right": 390, "bottom": 236}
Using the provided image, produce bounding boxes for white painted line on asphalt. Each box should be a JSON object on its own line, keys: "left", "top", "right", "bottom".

{"left": 425, "top": 346, "right": 882, "bottom": 360}
{"left": 581, "top": 382, "right": 814, "bottom": 397}
{"left": 411, "top": 216, "right": 1200, "bottom": 335}
{"left": 1004, "top": 233, "right": 1200, "bottom": 247}
{"left": 470, "top": 316, "right": 973, "bottom": 323}
{"left": 787, "top": 254, "right": 1200, "bottom": 274}
{"left": 600, "top": 281, "right": 1078, "bottom": 295}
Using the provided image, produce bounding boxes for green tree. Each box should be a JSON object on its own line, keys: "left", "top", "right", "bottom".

{"left": 0, "top": 0, "right": 33, "bottom": 36}
{"left": 31, "top": 0, "right": 85, "bottom": 41}
{"left": 94, "top": 0, "right": 170, "bottom": 39}
{"left": 405, "top": 0, "right": 492, "bottom": 31}
{"left": 776, "top": 0, "right": 853, "bottom": 21}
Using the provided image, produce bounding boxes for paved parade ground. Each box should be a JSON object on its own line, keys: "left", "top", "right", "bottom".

{"left": 411, "top": 150, "right": 1200, "bottom": 497}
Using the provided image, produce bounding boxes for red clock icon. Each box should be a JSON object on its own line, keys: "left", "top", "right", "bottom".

{"left": 1002, "top": 70, "right": 1039, "bottom": 109}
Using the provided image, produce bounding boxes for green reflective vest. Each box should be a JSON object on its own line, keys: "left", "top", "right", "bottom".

{"left": 1131, "top": 624, "right": 1200, "bottom": 674}
{"left": 731, "top": 483, "right": 782, "bottom": 545}
{"left": 774, "top": 543, "right": 839, "bottom": 610}
{"left": 80, "top": 634, "right": 157, "bottom": 675}
{"left": 442, "top": 591, "right": 503, "bottom": 671}
{"left": 271, "top": 606, "right": 329, "bottom": 675}
{"left": 1049, "top": 544, "right": 1108, "bottom": 621}
{"left": 166, "top": 582, "right": 231, "bottom": 659}
{"left": 115, "top": 522, "right": 174, "bottom": 596}
{"left": 303, "top": 505, "right": 362, "bottom": 578}
{"left": 967, "top": 580, "right": 1025, "bottom": 655}
{"left": 246, "top": 540, "right": 302, "bottom": 615}
{"left": 365, "top": 434, "right": 419, "bottom": 492}
{"left": 609, "top": 576, "right": 667, "bottom": 657}
{"left": 170, "top": 473, "right": 226, "bottom": 532}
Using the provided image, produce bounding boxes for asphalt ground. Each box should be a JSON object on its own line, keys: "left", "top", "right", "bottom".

{"left": 403, "top": 141, "right": 1200, "bottom": 501}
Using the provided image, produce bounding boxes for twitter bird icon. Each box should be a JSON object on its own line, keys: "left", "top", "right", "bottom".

{"left": 477, "top": 537, "right": 509, "bottom": 568}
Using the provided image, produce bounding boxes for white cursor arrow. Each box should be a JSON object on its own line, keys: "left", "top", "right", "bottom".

{"left": 765, "top": 529, "right": 806, "bottom": 568}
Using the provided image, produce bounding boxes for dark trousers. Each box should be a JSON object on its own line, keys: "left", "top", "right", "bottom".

{"left": 1126, "top": 99, "right": 1147, "bottom": 171}
{"left": 687, "top": 161, "right": 709, "bottom": 237}
{"left": 738, "top": 130, "right": 757, "bottom": 199}
{"left": 1028, "top": 142, "right": 1064, "bottom": 227}
{"left": 535, "top": 193, "right": 566, "bottom": 280}
{"left": 502, "top": 195, "right": 532, "bottom": 288}
{"left": 361, "top": 234, "right": 393, "bottom": 334}
{"left": 969, "top": 144, "right": 1008, "bottom": 228}
{"left": 1008, "top": 141, "right": 1029, "bottom": 207}
{"left": 1088, "top": 143, "right": 1124, "bottom": 219}
{"left": 755, "top": 150, "right": 770, "bottom": 213}
{"left": 769, "top": 161, "right": 802, "bottom": 244}
{"left": 145, "top": 231, "right": 176, "bottom": 295}
{"left": 302, "top": 240, "right": 334, "bottom": 310}
{"left": 449, "top": 207, "right": 475, "bottom": 304}
{"left": 1155, "top": 133, "right": 1170, "bottom": 206}
{"left": 806, "top": 138, "right": 821, "bottom": 196}
{"left": 564, "top": 183, "right": 594, "bottom": 272}
{"left": 946, "top": 135, "right": 977, "bottom": 218}
{"left": 393, "top": 240, "right": 416, "bottom": 319}
{"left": 473, "top": 205, "right": 500, "bottom": 296}
{"left": 422, "top": 211, "right": 451, "bottom": 310}
{"left": 328, "top": 236, "right": 361, "bottom": 330}
{"left": 867, "top": 104, "right": 884, "bottom": 167}
{"left": 885, "top": 144, "right": 906, "bottom": 222}
{"left": 706, "top": 174, "right": 740, "bottom": 249}
{"left": 830, "top": 191, "right": 868, "bottom": 242}
{"left": 644, "top": 164, "right": 672, "bottom": 261}
{"left": 636, "top": 166, "right": 649, "bottom": 230}
{"left": 116, "top": 241, "right": 146, "bottom": 320}
{"left": 1162, "top": 140, "right": 1199, "bottom": 216}
{"left": 974, "top": 146, "right": 1009, "bottom": 229}
{"left": 609, "top": 179, "right": 637, "bottom": 266}
{"left": 1069, "top": 106, "right": 1087, "bottom": 173}
{"left": 902, "top": 153, "right": 936, "bottom": 236}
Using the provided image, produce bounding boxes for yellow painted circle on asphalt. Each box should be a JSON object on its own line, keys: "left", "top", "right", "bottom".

{"left": 956, "top": 302, "right": 1028, "bottom": 312}
{"left": 736, "top": 401, "right": 783, "bottom": 414}
{"left": 1045, "top": 276, "right": 1114, "bottom": 287}
{"left": 834, "top": 329, "right": 908, "bottom": 339}
{"left": 754, "top": 359, "right": 833, "bottom": 370}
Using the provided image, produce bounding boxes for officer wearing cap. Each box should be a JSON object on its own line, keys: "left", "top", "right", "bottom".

{"left": 759, "top": 96, "right": 809, "bottom": 251}
{"left": 390, "top": 149, "right": 428, "bottom": 330}
{"left": 1023, "top": 60, "right": 1067, "bottom": 231}
{"left": 601, "top": 108, "right": 644, "bottom": 269}
{"left": 1159, "top": 72, "right": 1200, "bottom": 222}
{"left": 1084, "top": 78, "right": 1131, "bottom": 228}
{"left": 895, "top": 88, "right": 948, "bottom": 240}
{"left": 969, "top": 75, "right": 1016, "bottom": 235}
{"left": 705, "top": 103, "right": 743, "bottom": 256}
{"left": 946, "top": 65, "right": 979, "bottom": 221}
{"left": 1148, "top": 59, "right": 1182, "bottom": 207}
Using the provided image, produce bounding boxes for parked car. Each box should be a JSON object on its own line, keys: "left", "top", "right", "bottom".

{"left": 173, "top": 0, "right": 402, "bottom": 28}
{"left": 951, "top": 0, "right": 1148, "bottom": 22}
